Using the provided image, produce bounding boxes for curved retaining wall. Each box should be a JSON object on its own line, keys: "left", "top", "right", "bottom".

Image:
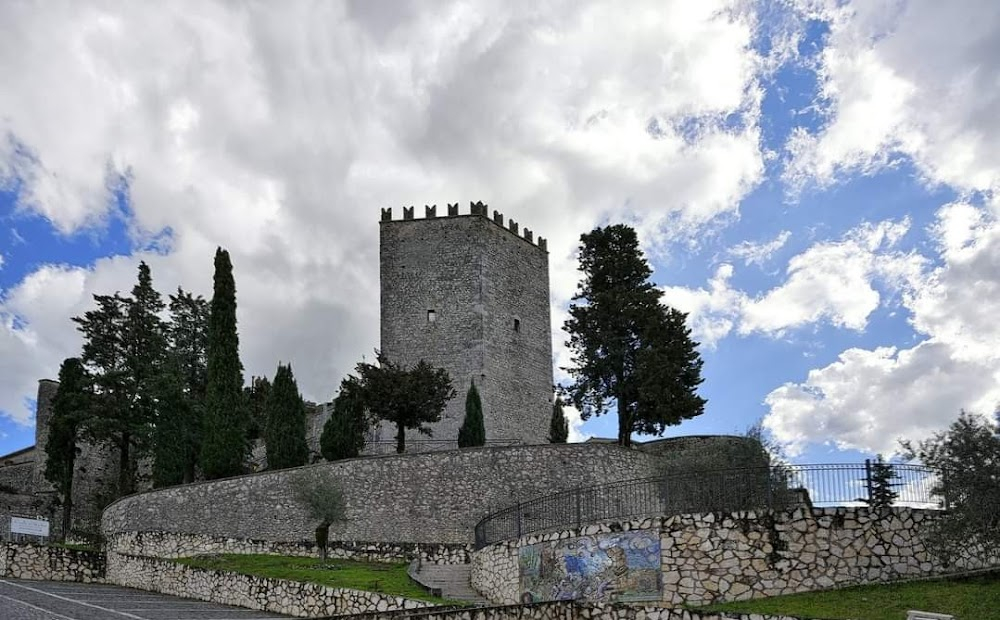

{"left": 472, "top": 507, "right": 998, "bottom": 606}
{"left": 103, "top": 443, "right": 665, "bottom": 548}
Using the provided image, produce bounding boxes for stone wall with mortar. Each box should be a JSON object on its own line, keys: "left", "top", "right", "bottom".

{"left": 338, "top": 601, "right": 809, "bottom": 620}
{"left": 472, "top": 507, "right": 998, "bottom": 606}
{"left": 106, "top": 551, "right": 433, "bottom": 618}
{"left": 380, "top": 204, "right": 552, "bottom": 446}
{"left": 103, "top": 443, "right": 664, "bottom": 546}
{"left": 108, "top": 530, "right": 472, "bottom": 564}
{"left": 0, "top": 542, "right": 106, "bottom": 582}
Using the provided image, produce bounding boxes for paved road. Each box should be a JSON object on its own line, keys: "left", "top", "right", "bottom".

{"left": 0, "top": 579, "right": 291, "bottom": 620}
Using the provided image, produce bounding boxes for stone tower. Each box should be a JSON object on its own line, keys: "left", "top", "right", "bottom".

{"left": 379, "top": 202, "right": 553, "bottom": 446}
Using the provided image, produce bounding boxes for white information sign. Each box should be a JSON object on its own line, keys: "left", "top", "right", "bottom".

{"left": 10, "top": 516, "right": 50, "bottom": 537}
{"left": 907, "top": 612, "right": 955, "bottom": 620}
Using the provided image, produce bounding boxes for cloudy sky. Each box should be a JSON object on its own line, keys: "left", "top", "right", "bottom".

{"left": 1, "top": 0, "right": 997, "bottom": 463}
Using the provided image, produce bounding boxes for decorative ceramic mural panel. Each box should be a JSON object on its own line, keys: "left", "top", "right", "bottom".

{"left": 518, "top": 531, "right": 661, "bottom": 603}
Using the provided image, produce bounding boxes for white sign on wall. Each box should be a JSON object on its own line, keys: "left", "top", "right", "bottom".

{"left": 10, "top": 516, "right": 50, "bottom": 537}
{"left": 907, "top": 611, "right": 955, "bottom": 620}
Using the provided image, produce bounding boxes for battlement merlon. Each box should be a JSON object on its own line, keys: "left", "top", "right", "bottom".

{"left": 379, "top": 201, "right": 548, "bottom": 251}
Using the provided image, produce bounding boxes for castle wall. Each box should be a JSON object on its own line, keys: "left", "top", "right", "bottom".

{"left": 379, "top": 205, "right": 552, "bottom": 446}
{"left": 102, "top": 443, "right": 664, "bottom": 547}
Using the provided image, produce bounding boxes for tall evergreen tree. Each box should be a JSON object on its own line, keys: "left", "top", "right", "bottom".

{"left": 457, "top": 380, "right": 485, "bottom": 448}
{"left": 264, "top": 363, "right": 310, "bottom": 470}
{"left": 44, "top": 358, "right": 92, "bottom": 540}
{"left": 73, "top": 261, "right": 166, "bottom": 495}
{"left": 201, "top": 248, "right": 249, "bottom": 479}
{"left": 246, "top": 376, "right": 271, "bottom": 442}
{"left": 320, "top": 376, "right": 367, "bottom": 461}
{"left": 356, "top": 353, "right": 455, "bottom": 453}
{"left": 152, "top": 288, "right": 209, "bottom": 487}
{"left": 548, "top": 398, "right": 569, "bottom": 443}
{"left": 562, "top": 225, "right": 706, "bottom": 447}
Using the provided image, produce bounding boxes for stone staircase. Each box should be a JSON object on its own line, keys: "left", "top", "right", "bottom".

{"left": 409, "top": 562, "right": 490, "bottom": 606}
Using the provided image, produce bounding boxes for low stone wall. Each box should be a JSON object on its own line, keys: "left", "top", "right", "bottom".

{"left": 102, "top": 443, "right": 665, "bottom": 545}
{"left": 0, "top": 543, "right": 105, "bottom": 582}
{"left": 108, "top": 530, "right": 472, "bottom": 564}
{"left": 472, "top": 507, "right": 996, "bottom": 606}
{"left": 338, "top": 601, "right": 808, "bottom": 620}
{"left": 107, "top": 552, "right": 434, "bottom": 618}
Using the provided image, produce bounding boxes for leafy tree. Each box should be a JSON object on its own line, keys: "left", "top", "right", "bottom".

{"left": 264, "top": 363, "right": 310, "bottom": 470}
{"left": 44, "top": 358, "right": 92, "bottom": 540}
{"left": 73, "top": 261, "right": 166, "bottom": 495}
{"left": 245, "top": 376, "right": 271, "bottom": 442}
{"left": 201, "top": 248, "right": 249, "bottom": 479}
{"left": 562, "top": 224, "right": 706, "bottom": 447}
{"left": 292, "top": 473, "right": 347, "bottom": 562}
{"left": 866, "top": 454, "right": 899, "bottom": 511}
{"left": 356, "top": 353, "right": 455, "bottom": 454}
{"left": 152, "top": 288, "right": 209, "bottom": 487}
{"left": 548, "top": 398, "right": 569, "bottom": 443}
{"left": 902, "top": 411, "right": 1000, "bottom": 563}
{"left": 457, "top": 380, "right": 485, "bottom": 448}
{"left": 320, "top": 376, "right": 367, "bottom": 461}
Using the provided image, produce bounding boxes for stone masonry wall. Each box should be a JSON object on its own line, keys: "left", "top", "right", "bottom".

{"left": 103, "top": 443, "right": 664, "bottom": 546}
{"left": 472, "top": 507, "right": 998, "bottom": 606}
{"left": 380, "top": 206, "right": 552, "bottom": 446}
{"left": 106, "top": 552, "right": 433, "bottom": 618}
{"left": 337, "top": 601, "right": 808, "bottom": 620}
{"left": 0, "top": 542, "right": 106, "bottom": 582}
{"left": 108, "top": 530, "right": 472, "bottom": 564}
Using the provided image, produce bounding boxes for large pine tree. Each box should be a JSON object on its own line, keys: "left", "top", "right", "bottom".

{"left": 563, "top": 225, "right": 706, "bottom": 447}
{"left": 264, "top": 363, "right": 310, "bottom": 470}
{"left": 73, "top": 261, "right": 165, "bottom": 495}
{"left": 200, "top": 248, "right": 249, "bottom": 479}
{"left": 152, "top": 288, "right": 209, "bottom": 487}
{"left": 44, "top": 358, "right": 92, "bottom": 540}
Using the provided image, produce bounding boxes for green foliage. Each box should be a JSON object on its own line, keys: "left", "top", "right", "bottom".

{"left": 292, "top": 473, "right": 348, "bottom": 562}
{"left": 73, "top": 261, "right": 166, "bottom": 495}
{"left": 201, "top": 248, "right": 249, "bottom": 480}
{"left": 176, "top": 555, "right": 457, "bottom": 604}
{"left": 548, "top": 398, "right": 569, "bottom": 443}
{"left": 152, "top": 288, "right": 209, "bottom": 487}
{"left": 356, "top": 353, "right": 456, "bottom": 454}
{"left": 562, "top": 224, "right": 706, "bottom": 446}
{"left": 320, "top": 376, "right": 367, "bottom": 461}
{"left": 902, "top": 411, "right": 1000, "bottom": 563}
{"left": 866, "top": 454, "right": 899, "bottom": 511}
{"left": 457, "top": 380, "right": 485, "bottom": 448}
{"left": 245, "top": 376, "right": 271, "bottom": 442}
{"left": 44, "top": 358, "right": 92, "bottom": 540}
{"left": 264, "top": 363, "right": 310, "bottom": 470}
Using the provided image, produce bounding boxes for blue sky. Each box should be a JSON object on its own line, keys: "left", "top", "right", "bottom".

{"left": 1, "top": 0, "right": 998, "bottom": 462}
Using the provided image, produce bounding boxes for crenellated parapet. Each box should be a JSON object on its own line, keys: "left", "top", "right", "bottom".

{"left": 380, "top": 201, "right": 547, "bottom": 251}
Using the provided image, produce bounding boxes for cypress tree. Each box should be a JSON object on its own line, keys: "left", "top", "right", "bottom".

{"left": 548, "top": 398, "right": 569, "bottom": 443}
{"left": 320, "top": 376, "right": 367, "bottom": 461}
{"left": 201, "top": 248, "right": 248, "bottom": 479}
{"left": 457, "top": 380, "right": 485, "bottom": 448}
{"left": 44, "top": 358, "right": 92, "bottom": 540}
{"left": 264, "top": 363, "right": 310, "bottom": 470}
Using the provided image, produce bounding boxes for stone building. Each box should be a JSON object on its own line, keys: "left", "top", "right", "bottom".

{"left": 379, "top": 202, "right": 554, "bottom": 446}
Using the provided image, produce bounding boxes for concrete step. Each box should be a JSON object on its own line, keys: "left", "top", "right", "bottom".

{"left": 409, "top": 562, "right": 490, "bottom": 606}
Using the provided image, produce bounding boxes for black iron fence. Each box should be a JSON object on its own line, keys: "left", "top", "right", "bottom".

{"left": 474, "top": 461, "right": 942, "bottom": 548}
{"left": 361, "top": 438, "right": 522, "bottom": 456}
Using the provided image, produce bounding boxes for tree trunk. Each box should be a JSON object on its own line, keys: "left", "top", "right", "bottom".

{"left": 396, "top": 423, "right": 406, "bottom": 454}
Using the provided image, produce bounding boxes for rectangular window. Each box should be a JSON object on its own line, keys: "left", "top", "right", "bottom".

{"left": 427, "top": 309, "right": 436, "bottom": 323}
{"left": 513, "top": 318, "right": 520, "bottom": 332}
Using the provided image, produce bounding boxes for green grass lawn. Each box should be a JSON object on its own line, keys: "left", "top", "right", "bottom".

{"left": 175, "top": 554, "right": 460, "bottom": 605}
{"left": 697, "top": 571, "right": 1000, "bottom": 620}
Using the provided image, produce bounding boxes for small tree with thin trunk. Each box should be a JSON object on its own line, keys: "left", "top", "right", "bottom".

{"left": 292, "top": 474, "right": 347, "bottom": 562}
{"left": 548, "top": 398, "right": 569, "bottom": 443}
{"left": 457, "top": 380, "right": 485, "bottom": 448}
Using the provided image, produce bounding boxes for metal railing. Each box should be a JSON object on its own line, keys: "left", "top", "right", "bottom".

{"left": 474, "top": 462, "right": 942, "bottom": 548}
{"left": 361, "top": 438, "right": 522, "bottom": 456}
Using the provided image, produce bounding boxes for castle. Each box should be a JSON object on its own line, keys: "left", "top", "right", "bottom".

{"left": 0, "top": 201, "right": 556, "bottom": 534}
